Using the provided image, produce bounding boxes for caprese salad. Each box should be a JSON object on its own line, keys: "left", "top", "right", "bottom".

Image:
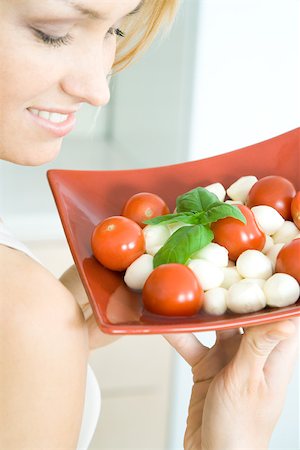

{"left": 91, "top": 175, "right": 300, "bottom": 317}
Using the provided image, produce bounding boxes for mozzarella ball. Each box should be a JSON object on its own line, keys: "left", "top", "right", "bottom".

{"left": 190, "top": 243, "right": 229, "bottom": 267}
{"left": 272, "top": 221, "right": 299, "bottom": 244}
{"left": 236, "top": 250, "right": 273, "bottom": 279}
{"left": 204, "top": 182, "right": 226, "bottom": 202}
{"left": 225, "top": 200, "right": 243, "bottom": 205}
{"left": 143, "top": 224, "right": 170, "bottom": 255}
{"left": 227, "top": 281, "right": 266, "bottom": 313}
{"left": 124, "top": 254, "right": 154, "bottom": 290}
{"left": 262, "top": 235, "right": 274, "bottom": 254}
{"left": 203, "top": 288, "right": 228, "bottom": 315}
{"left": 266, "top": 243, "right": 285, "bottom": 271}
{"left": 239, "top": 278, "right": 266, "bottom": 289}
{"left": 188, "top": 259, "right": 224, "bottom": 291}
{"left": 221, "top": 266, "right": 242, "bottom": 289}
{"left": 251, "top": 206, "right": 285, "bottom": 235}
{"left": 264, "top": 273, "right": 300, "bottom": 307}
{"left": 227, "top": 176, "right": 258, "bottom": 203}
{"left": 147, "top": 245, "right": 162, "bottom": 256}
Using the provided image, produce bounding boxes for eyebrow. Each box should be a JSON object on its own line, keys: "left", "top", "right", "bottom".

{"left": 66, "top": 0, "right": 144, "bottom": 20}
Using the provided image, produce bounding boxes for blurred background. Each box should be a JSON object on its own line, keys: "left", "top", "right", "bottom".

{"left": 1, "top": 0, "right": 299, "bottom": 448}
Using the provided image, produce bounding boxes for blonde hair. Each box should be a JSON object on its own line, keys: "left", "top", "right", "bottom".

{"left": 113, "top": 0, "right": 179, "bottom": 72}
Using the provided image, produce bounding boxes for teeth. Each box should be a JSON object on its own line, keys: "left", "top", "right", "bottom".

{"left": 28, "top": 108, "right": 68, "bottom": 123}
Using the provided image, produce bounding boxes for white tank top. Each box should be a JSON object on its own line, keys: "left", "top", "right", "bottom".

{"left": 0, "top": 218, "right": 101, "bottom": 450}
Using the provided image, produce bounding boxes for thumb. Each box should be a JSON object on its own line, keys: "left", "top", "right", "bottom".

{"left": 232, "top": 320, "right": 296, "bottom": 381}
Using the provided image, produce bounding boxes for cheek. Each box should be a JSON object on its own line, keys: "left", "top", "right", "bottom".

{"left": 0, "top": 42, "right": 59, "bottom": 109}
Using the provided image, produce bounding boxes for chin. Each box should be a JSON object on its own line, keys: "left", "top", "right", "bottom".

{"left": 1, "top": 140, "right": 62, "bottom": 166}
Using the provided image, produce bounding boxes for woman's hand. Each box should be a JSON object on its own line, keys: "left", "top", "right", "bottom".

{"left": 59, "top": 264, "right": 121, "bottom": 350}
{"left": 165, "top": 319, "right": 298, "bottom": 450}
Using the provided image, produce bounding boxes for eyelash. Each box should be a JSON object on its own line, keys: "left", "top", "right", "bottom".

{"left": 34, "top": 27, "right": 125, "bottom": 48}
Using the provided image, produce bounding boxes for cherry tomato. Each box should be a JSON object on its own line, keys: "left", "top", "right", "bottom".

{"left": 291, "top": 192, "right": 300, "bottom": 230}
{"left": 122, "top": 192, "right": 170, "bottom": 228}
{"left": 91, "top": 216, "right": 145, "bottom": 271}
{"left": 275, "top": 239, "right": 300, "bottom": 284}
{"left": 211, "top": 204, "right": 266, "bottom": 261}
{"left": 142, "top": 263, "right": 203, "bottom": 316}
{"left": 246, "top": 175, "right": 296, "bottom": 220}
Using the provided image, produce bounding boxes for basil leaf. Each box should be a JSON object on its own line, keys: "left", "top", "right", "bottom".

{"left": 176, "top": 187, "right": 220, "bottom": 213}
{"left": 144, "top": 212, "right": 204, "bottom": 226}
{"left": 205, "top": 204, "right": 247, "bottom": 224}
{"left": 153, "top": 224, "right": 214, "bottom": 268}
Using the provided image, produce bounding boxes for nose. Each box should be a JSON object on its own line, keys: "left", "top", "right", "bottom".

{"left": 60, "top": 46, "right": 111, "bottom": 107}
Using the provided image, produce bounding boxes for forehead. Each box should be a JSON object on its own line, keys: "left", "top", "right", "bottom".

{"left": 59, "top": 0, "right": 142, "bottom": 20}
{"left": 11, "top": 0, "right": 142, "bottom": 21}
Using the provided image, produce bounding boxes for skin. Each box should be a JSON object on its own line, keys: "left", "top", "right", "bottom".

{"left": 0, "top": 0, "right": 298, "bottom": 449}
{"left": 165, "top": 320, "right": 299, "bottom": 450}
{"left": 0, "top": 0, "right": 140, "bottom": 165}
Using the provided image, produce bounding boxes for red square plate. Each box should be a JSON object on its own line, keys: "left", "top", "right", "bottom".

{"left": 47, "top": 128, "right": 300, "bottom": 334}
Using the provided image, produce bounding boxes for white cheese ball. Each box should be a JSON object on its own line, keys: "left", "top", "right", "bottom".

{"left": 225, "top": 200, "right": 244, "bottom": 205}
{"left": 143, "top": 224, "right": 170, "bottom": 255}
{"left": 236, "top": 250, "right": 273, "bottom": 279}
{"left": 204, "top": 182, "right": 226, "bottom": 202}
{"left": 266, "top": 243, "right": 285, "bottom": 271}
{"left": 227, "top": 281, "right": 266, "bottom": 313}
{"left": 272, "top": 221, "right": 299, "bottom": 244}
{"left": 124, "top": 254, "right": 154, "bottom": 291}
{"left": 203, "top": 288, "right": 228, "bottom": 315}
{"left": 262, "top": 235, "right": 274, "bottom": 254}
{"left": 191, "top": 243, "right": 229, "bottom": 267}
{"left": 227, "top": 176, "right": 258, "bottom": 203}
{"left": 188, "top": 259, "right": 224, "bottom": 291}
{"left": 221, "top": 266, "right": 242, "bottom": 289}
{"left": 251, "top": 206, "right": 285, "bottom": 235}
{"left": 239, "top": 278, "right": 266, "bottom": 289}
{"left": 264, "top": 273, "right": 300, "bottom": 307}
{"left": 148, "top": 245, "right": 162, "bottom": 256}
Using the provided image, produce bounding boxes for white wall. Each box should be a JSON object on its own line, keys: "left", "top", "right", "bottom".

{"left": 188, "top": 0, "right": 300, "bottom": 158}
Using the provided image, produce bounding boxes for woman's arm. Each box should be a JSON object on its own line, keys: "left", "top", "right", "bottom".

{"left": 0, "top": 245, "right": 89, "bottom": 449}
{"left": 59, "top": 264, "right": 121, "bottom": 350}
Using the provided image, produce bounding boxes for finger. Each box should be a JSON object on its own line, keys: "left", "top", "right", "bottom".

{"left": 216, "top": 327, "right": 243, "bottom": 342}
{"left": 264, "top": 319, "right": 299, "bottom": 387}
{"left": 232, "top": 320, "right": 296, "bottom": 381}
{"left": 163, "top": 333, "right": 208, "bottom": 367}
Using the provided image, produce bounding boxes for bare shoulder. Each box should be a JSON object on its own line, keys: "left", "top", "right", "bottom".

{"left": 0, "top": 244, "right": 81, "bottom": 325}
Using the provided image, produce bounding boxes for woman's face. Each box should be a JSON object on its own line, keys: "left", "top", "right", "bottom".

{"left": 0, "top": 0, "right": 141, "bottom": 166}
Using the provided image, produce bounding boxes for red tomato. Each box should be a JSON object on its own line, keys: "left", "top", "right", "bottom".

{"left": 122, "top": 192, "right": 170, "bottom": 228}
{"left": 275, "top": 239, "right": 300, "bottom": 284}
{"left": 291, "top": 192, "right": 300, "bottom": 230}
{"left": 142, "top": 263, "right": 203, "bottom": 316}
{"left": 211, "top": 204, "right": 266, "bottom": 261}
{"left": 246, "top": 175, "right": 296, "bottom": 220}
{"left": 91, "top": 216, "right": 145, "bottom": 271}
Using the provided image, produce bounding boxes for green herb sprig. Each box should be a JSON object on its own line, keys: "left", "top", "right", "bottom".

{"left": 144, "top": 187, "right": 246, "bottom": 268}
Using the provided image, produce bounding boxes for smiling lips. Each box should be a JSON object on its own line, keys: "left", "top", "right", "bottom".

{"left": 27, "top": 107, "right": 77, "bottom": 137}
{"left": 28, "top": 108, "right": 69, "bottom": 123}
